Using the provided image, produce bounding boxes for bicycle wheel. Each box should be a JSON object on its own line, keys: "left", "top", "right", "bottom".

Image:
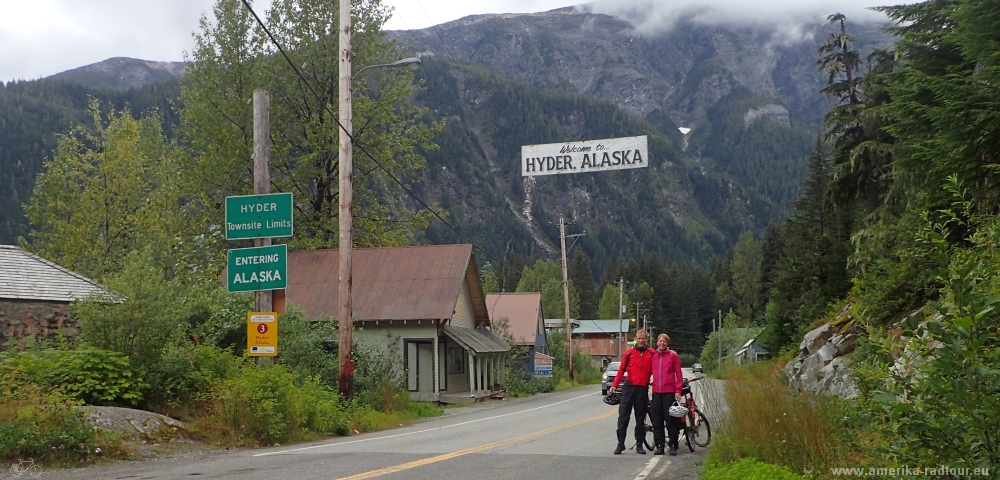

{"left": 28, "top": 464, "right": 42, "bottom": 478}
{"left": 689, "top": 411, "right": 711, "bottom": 447}
{"left": 642, "top": 414, "right": 655, "bottom": 451}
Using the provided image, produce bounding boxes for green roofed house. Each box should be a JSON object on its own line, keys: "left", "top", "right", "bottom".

{"left": 285, "top": 244, "right": 510, "bottom": 403}
{"left": 0, "top": 245, "right": 109, "bottom": 348}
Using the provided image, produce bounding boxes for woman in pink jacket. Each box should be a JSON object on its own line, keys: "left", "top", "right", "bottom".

{"left": 650, "top": 333, "right": 683, "bottom": 455}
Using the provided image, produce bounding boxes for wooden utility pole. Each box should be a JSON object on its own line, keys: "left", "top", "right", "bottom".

{"left": 253, "top": 89, "right": 272, "bottom": 316}
{"left": 337, "top": 0, "right": 354, "bottom": 400}
{"left": 617, "top": 277, "right": 624, "bottom": 358}
{"left": 559, "top": 215, "right": 573, "bottom": 381}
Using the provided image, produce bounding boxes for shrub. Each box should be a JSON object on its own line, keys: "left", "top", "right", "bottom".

{"left": 707, "top": 363, "right": 872, "bottom": 476}
{"left": 678, "top": 352, "right": 698, "bottom": 367}
{"left": 1, "top": 347, "right": 142, "bottom": 406}
{"left": 703, "top": 458, "right": 804, "bottom": 480}
{"left": 353, "top": 336, "right": 409, "bottom": 413}
{"left": 139, "top": 344, "right": 243, "bottom": 412}
{"left": 0, "top": 383, "right": 125, "bottom": 464}
{"left": 275, "top": 308, "right": 339, "bottom": 389}
{"left": 860, "top": 184, "right": 1000, "bottom": 469}
{"left": 199, "top": 362, "right": 348, "bottom": 446}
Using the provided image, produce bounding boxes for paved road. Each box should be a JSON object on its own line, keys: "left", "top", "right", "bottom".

{"left": 46, "top": 370, "right": 720, "bottom": 480}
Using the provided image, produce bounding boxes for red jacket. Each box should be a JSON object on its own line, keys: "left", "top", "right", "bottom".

{"left": 651, "top": 348, "right": 683, "bottom": 394}
{"left": 613, "top": 346, "right": 653, "bottom": 388}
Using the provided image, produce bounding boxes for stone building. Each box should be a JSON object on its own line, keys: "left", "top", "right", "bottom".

{"left": 0, "top": 245, "right": 107, "bottom": 348}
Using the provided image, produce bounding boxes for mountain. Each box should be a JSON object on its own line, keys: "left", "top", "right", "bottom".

{"left": 48, "top": 57, "right": 187, "bottom": 90}
{"left": 0, "top": 9, "right": 891, "bottom": 276}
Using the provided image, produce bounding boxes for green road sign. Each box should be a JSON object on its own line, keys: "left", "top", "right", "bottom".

{"left": 227, "top": 244, "right": 287, "bottom": 292}
{"left": 226, "top": 192, "right": 293, "bottom": 240}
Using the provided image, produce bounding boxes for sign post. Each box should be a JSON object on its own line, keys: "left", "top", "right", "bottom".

{"left": 247, "top": 312, "right": 278, "bottom": 357}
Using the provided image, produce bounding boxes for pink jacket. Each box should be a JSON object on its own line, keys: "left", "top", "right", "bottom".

{"left": 651, "top": 348, "right": 683, "bottom": 394}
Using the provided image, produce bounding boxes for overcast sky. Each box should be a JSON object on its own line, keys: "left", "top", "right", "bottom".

{"left": 0, "top": 0, "right": 896, "bottom": 83}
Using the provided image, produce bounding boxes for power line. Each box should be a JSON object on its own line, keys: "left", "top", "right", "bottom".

{"left": 235, "top": 0, "right": 565, "bottom": 292}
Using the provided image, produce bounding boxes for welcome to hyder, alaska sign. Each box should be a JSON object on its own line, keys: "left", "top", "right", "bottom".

{"left": 521, "top": 135, "right": 648, "bottom": 177}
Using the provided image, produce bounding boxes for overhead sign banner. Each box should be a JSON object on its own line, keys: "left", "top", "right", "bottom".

{"left": 521, "top": 135, "right": 648, "bottom": 177}
{"left": 247, "top": 312, "right": 278, "bottom": 357}
{"left": 227, "top": 244, "right": 288, "bottom": 292}
{"left": 225, "top": 192, "right": 293, "bottom": 240}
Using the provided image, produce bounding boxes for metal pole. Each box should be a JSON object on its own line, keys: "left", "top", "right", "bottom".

{"left": 560, "top": 215, "right": 573, "bottom": 381}
{"left": 253, "top": 89, "right": 272, "bottom": 317}
{"left": 337, "top": 0, "right": 354, "bottom": 400}
{"left": 617, "top": 277, "right": 623, "bottom": 358}
{"left": 718, "top": 309, "right": 722, "bottom": 370}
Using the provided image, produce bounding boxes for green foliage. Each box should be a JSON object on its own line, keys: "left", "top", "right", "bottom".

{"left": 597, "top": 283, "right": 624, "bottom": 320}
{"left": 707, "top": 363, "right": 873, "bottom": 478}
{"left": 860, "top": 179, "right": 1000, "bottom": 469}
{"left": 23, "top": 103, "right": 195, "bottom": 281}
{"left": 138, "top": 343, "right": 242, "bottom": 412}
{"left": 203, "top": 362, "right": 348, "bottom": 446}
{"left": 1, "top": 347, "right": 141, "bottom": 406}
{"left": 516, "top": 259, "right": 580, "bottom": 320}
{"left": 181, "top": 0, "right": 440, "bottom": 249}
{"left": 0, "top": 78, "right": 180, "bottom": 245}
{"left": 568, "top": 249, "right": 598, "bottom": 319}
{"left": 0, "top": 383, "right": 125, "bottom": 464}
{"left": 702, "top": 458, "right": 804, "bottom": 480}
{"left": 73, "top": 248, "right": 194, "bottom": 374}
{"left": 274, "top": 308, "right": 339, "bottom": 389}
{"left": 481, "top": 262, "right": 500, "bottom": 294}
{"left": 353, "top": 333, "right": 410, "bottom": 413}
{"left": 699, "top": 323, "right": 760, "bottom": 374}
{"left": 546, "top": 329, "right": 602, "bottom": 385}
{"left": 717, "top": 231, "right": 763, "bottom": 325}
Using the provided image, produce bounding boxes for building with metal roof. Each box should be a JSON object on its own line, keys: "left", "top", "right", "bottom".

{"left": 285, "top": 244, "right": 509, "bottom": 403}
{"left": 0, "top": 245, "right": 108, "bottom": 347}
{"left": 486, "top": 292, "right": 548, "bottom": 377}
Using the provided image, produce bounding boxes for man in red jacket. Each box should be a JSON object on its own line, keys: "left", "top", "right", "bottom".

{"left": 609, "top": 329, "right": 653, "bottom": 454}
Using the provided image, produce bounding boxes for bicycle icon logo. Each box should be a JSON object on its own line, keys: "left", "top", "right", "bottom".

{"left": 8, "top": 458, "right": 41, "bottom": 478}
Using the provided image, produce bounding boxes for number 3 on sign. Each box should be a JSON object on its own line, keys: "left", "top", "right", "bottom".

{"left": 247, "top": 312, "right": 278, "bottom": 357}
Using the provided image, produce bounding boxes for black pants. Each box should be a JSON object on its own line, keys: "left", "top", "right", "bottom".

{"left": 616, "top": 384, "right": 648, "bottom": 446}
{"left": 650, "top": 392, "right": 682, "bottom": 448}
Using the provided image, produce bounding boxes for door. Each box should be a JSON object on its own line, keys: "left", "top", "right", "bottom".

{"left": 405, "top": 340, "right": 434, "bottom": 392}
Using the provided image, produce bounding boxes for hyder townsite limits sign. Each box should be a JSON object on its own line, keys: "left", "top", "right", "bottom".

{"left": 225, "top": 192, "right": 292, "bottom": 292}
{"left": 225, "top": 192, "right": 293, "bottom": 239}
{"left": 521, "top": 135, "right": 648, "bottom": 177}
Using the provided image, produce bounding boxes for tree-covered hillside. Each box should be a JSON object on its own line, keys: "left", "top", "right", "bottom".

{"left": 0, "top": 79, "right": 179, "bottom": 243}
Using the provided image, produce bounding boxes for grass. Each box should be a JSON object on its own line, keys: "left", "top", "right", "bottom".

{"left": 706, "top": 362, "right": 877, "bottom": 479}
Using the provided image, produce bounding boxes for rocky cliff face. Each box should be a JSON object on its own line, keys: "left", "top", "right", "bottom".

{"left": 394, "top": 8, "right": 889, "bottom": 129}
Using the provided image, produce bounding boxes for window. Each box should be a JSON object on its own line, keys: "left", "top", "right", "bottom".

{"left": 447, "top": 346, "right": 465, "bottom": 374}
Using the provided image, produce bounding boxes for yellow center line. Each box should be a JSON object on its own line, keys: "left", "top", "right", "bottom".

{"left": 336, "top": 409, "right": 616, "bottom": 480}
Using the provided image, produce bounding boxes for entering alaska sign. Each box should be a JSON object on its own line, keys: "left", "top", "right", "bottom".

{"left": 521, "top": 135, "right": 648, "bottom": 177}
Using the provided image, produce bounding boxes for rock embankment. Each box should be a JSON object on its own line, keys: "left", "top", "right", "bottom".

{"left": 784, "top": 307, "right": 859, "bottom": 397}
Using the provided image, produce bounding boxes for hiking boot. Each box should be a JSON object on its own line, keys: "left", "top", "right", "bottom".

{"left": 635, "top": 444, "right": 646, "bottom": 454}
{"left": 669, "top": 445, "right": 678, "bottom": 456}
{"left": 653, "top": 445, "right": 665, "bottom": 455}
{"left": 614, "top": 444, "right": 626, "bottom": 455}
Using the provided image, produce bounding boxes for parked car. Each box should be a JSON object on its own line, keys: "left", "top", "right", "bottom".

{"left": 601, "top": 361, "right": 621, "bottom": 395}
{"left": 692, "top": 362, "right": 704, "bottom": 373}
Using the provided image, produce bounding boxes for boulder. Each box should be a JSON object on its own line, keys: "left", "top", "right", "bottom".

{"left": 800, "top": 323, "right": 836, "bottom": 356}
{"left": 82, "top": 406, "right": 201, "bottom": 443}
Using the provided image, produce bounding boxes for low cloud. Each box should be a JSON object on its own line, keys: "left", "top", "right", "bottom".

{"left": 580, "top": 0, "right": 894, "bottom": 42}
